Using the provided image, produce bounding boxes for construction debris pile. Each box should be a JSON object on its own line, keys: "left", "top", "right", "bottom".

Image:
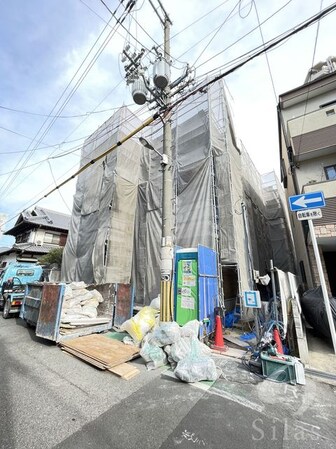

{"left": 60, "top": 281, "right": 109, "bottom": 328}
{"left": 121, "top": 307, "right": 218, "bottom": 383}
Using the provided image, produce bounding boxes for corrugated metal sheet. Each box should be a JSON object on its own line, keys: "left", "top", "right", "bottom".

{"left": 198, "top": 245, "right": 218, "bottom": 336}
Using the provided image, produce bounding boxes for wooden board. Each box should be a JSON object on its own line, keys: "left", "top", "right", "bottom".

{"left": 62, "top": 347, "right": 140, "bottom": 380}
{"left": 108, "top": 363, "right": 140, "bottom": 380}
{"left": 61, "top": 347, "right": 106, "bottom": 369}
{"left": 60, "top": 334, "right": 139, "bottom": 368}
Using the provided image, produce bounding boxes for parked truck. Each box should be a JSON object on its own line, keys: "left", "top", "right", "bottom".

{"left": 0, "top": 262, "right": 43, "bottom": 318}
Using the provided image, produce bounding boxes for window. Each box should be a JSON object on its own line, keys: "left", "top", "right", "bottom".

{"left": 16, "top": 232, "right": 29, "bottom": 243}
{"left": 16, "top": 269, "right": 35, "bottom": 276}
{"left": 325, "top": 165, "right": 336, "bottom": 180}
{"left": 326, "top": 109, "right": 335, "bottom": 117}
{"left": 44, "top": 232, "right": 60, "bottom": 245}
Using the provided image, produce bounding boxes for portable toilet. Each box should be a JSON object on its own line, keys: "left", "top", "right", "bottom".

{"left": 174, "top": 245, "right": 219, "bottom": 338}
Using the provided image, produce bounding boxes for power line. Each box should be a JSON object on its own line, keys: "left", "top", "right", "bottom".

{"left": 168, "top": 2, "right": 336, "bottom": 114}
{"left": 2, "top": 111, "right": 162, "bottom": 228}
{"left": 191, "top": 0, "right": 241, "bottom": 68}
{"left": 0, "top": 103, "right": 133, "bottom": 118}
{"left": 47, "top": 160, "right": 73, "bottom": 213}
{"left": 1, "top": 104, "right": 149, "bottom": 211}
{"left": 296, "top": 0, "right": 324, "bottom": 161}
{"left": 195, "top": 0, "right": 294, "bottom": 72}
{"left": 0, "top": 4, "right": 133, "bottom": 198}
{"left": 253, "top": 0, "right": 278, "bottom": 102}
{"left": 3, "top": 1, "right": 335, "bottom": 226}
{"left": 175, "top": 1, "right": 248, "bottom": 63}
{"left": 93, "top": 0, "right": 157, "bottom": 55}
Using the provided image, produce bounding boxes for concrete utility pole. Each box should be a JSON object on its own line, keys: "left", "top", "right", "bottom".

{"left": 122, "top": 0, "right": 192, "bottom": 322}
{"left": 160, "top": 15, "right": 174, "bottom": 321}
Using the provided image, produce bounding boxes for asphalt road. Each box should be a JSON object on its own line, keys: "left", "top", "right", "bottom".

{"left": 1, "top": 317, "right": 336, "bottom": 449}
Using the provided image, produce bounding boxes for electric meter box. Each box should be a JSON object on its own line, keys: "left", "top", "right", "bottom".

{"left": 174, "top": 245, "right": 219, "bottom": 338}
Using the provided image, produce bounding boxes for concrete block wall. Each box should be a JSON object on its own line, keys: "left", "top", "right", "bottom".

{"left": 315, "top": 223, "right": 336, "bottom": 238}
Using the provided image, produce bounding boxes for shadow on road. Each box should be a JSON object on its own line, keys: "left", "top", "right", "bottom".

{"left": 0, "top": 338, "right": 15, "bottom": 449}
{"left": 14, "top": 317, "right": 54, "bottom": 346}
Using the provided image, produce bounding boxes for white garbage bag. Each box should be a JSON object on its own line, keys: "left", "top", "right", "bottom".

{"left": 150, "top": 321, "right": 181, "bottom": 347}
{"left": 140, "top": 338, "right": 167, "bottom": 370}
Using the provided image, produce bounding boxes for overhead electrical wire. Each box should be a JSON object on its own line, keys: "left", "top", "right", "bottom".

{"left": 0, "top": 1, "right": 131, "bottom": 196}
{"left": 47, "top": 160, "right": 73, "bottom": 213}
{"left": 194, "top": 0, "right": 294, "bottom": 72}
{"left": 295, "top": 0, "right": 324, "bottom": 161}
{"left": 0, "top": 3, "right": 134, "bottom": 198}
{"left": 92, "top": 0, "right": 157, "bottom": 55}
{"left": 253, "top": 0, "right": 278, "bottom": 102}
{"left": 0, "top": 125, "right": 51, "bottom": 148}
{"left": 174, "top": 0, "right": 257, "bottom": 64}
{"left": 169, "top": 1, "right": 336, "bottom": 112}
{"left": 3, "top": 111, "right": 162, "bottom": 227}
{"left": 3, "top": 1, "right": 336, "bottom": 226}
{"left": 0, "top": 103, "right": 149, "bottom": 180}
{"left": 0, "top": 103, "right": 134, "bottom": 119}
{"left": 1, "top": 104, "right": 150, "bottom": 210}
{"left": 0, "top": 12, "right": 118, "bottom": 196}
{"left": 191, "top": 0, "right": 241, "bottom": 68}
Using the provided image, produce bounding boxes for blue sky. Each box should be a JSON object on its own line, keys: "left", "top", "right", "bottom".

{"left": 1, "top": 0, "right": 335, "bottom": 246}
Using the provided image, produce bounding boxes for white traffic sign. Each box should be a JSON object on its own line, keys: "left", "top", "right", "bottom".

{"left": 297, "top": 208, "right": 322, "bottom": 221}
{"left": 289, "top": 191, "right": 325, "bottom": 211}
{"left": 243, "top": 290, "right": 261, "bottom": 309}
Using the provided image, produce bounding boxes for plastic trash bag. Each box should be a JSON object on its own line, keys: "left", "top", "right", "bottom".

{"left": 120, "top": 306, "right": 157, "bottom": 343}
{"left": 150, "top": 295, "right": 160, "bottom": 310}
{"left": 170, "top": 336, "right": 211, "bottom": 363}
{"left": 140, "top": 338, "right": 167, "bottom": 370}
{"left": 180, "top": 320, "right": 200, "bottom": 338}
{"left": 174, "top": 355, "right": 218, "bottom": 383}
{"left": 150, "top": 321, "right": 181, "bottom": 347}
{"left": 174, "top": 339, "right": 218, "bottom": 383}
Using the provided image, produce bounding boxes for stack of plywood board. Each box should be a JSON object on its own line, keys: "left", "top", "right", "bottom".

{"left": 60, "top": 334, "right": 140, "bottom": 380}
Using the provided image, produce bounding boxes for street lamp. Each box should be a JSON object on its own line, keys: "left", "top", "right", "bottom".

{"left": 139, "top": 137, "right": 168, "bottom": 165}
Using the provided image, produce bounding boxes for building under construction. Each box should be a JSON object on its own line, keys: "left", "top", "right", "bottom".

{"left": 62, "top": 80, "right": 295, "bottom": 307}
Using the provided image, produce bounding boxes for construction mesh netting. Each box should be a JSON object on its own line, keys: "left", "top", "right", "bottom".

{"left": 62, "top": 80, "right": 295, "bottom": 305}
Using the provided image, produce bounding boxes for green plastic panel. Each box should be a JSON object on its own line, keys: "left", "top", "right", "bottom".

{"left": 175, "top": 259, "right": 198, "bottom": 325}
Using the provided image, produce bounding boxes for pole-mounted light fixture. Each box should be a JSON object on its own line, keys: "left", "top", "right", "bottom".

{"left": 139, "top": 137, "right": 168, "bottom": 165}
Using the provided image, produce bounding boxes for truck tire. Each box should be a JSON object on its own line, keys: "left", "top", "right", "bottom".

{"left": 2, "top": 298, "right": 10, "bottom": 319}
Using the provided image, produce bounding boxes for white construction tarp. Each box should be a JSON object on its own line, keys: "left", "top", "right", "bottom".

{"left": 62, "top": 81, "right": 295, "bottom": 306}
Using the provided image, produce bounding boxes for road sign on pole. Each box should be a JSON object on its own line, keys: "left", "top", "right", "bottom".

{"left": 289, "top": 191, "right": 325, "bottom": 211}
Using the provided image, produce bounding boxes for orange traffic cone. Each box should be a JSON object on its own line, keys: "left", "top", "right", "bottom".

{"left": 273, "top": 326, "right": 284, "bottom": 354}
{"left": 212, "top": 314, "right": 227, "bottom": 352}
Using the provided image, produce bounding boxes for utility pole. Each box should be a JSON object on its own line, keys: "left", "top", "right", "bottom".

{"left": 160, "top": 14, "right": 174, "bottom": 321}
{"left": 122, "top": 0, "right": 193, "bottom": 321}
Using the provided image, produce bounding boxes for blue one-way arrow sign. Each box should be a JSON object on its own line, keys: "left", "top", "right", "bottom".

{"left": 289, "top": 191, "right": 326, "bottom": 212}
